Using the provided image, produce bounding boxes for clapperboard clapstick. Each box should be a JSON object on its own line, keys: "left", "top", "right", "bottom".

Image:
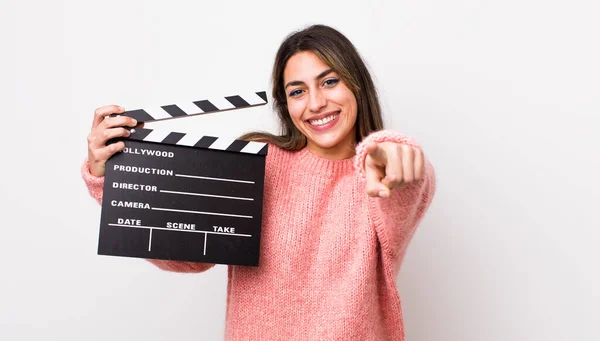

{"left": 98, "top": 91, "right": 268, "bottom": 266}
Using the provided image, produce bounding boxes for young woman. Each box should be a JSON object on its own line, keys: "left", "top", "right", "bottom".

{"left": 83, "top": 24, "right": 436, "bottom": 340}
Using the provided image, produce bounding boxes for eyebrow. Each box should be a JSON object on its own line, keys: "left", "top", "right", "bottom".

{"left": 284, "top": 69, "right": 335, "bottom": 89}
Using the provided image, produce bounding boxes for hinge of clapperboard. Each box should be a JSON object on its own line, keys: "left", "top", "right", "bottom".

{"left": 111, "top": 91, "right": 269, "bottom": 155}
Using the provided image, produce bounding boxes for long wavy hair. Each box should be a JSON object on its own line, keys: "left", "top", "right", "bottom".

{"left": 240, "top": 24, "right": 384, "bottom": 151}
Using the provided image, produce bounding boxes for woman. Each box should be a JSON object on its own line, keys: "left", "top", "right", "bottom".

{"left": 83, "top": 24, "right": 436, "bottom": 340}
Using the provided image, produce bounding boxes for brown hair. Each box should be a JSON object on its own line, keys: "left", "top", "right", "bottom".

{"left": 240, "top": 24, "right": 384, "bottom": 150}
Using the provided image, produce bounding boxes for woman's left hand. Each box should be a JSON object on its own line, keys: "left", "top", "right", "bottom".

{"left": 364, "top": 141, "right": 424, "bottom": 198}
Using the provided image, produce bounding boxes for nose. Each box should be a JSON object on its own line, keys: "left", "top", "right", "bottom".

{"left": 308, "top": 88, "right": 326, "bottom": 112}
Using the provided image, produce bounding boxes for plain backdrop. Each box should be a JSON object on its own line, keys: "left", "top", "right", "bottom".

{"left": 1, "top": 0, "right": 598, "bottom": 340}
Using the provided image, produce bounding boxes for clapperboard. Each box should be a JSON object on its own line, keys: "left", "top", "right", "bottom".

{"left": 98, "top": 91, "right": 268, "bottom": 267}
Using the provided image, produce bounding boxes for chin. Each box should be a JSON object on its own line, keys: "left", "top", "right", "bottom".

{"left": 312, "top": 138, "right": 343, "bottom": 149}
{"left": 306, "top": 130, "right": 354, "bottom": 152}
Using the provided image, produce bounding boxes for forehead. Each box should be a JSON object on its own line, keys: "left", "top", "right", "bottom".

{"left": 283, "top": 51, "right": 332, "bottom": 82}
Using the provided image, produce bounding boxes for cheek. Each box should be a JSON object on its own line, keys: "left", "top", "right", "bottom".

{"left": 331, "top": 87, "right": 357, "bottom": 112}
{"left": 287, "top": 101, "right": 305, "bottom": 121}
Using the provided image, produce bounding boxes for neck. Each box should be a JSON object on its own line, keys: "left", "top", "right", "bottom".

{"left": 306, "top": 131, "right": 357, "bottom": 160}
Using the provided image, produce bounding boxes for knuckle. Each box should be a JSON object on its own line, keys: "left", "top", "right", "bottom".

{"left": 94, "top": 107, "right": 110, "bottom": 118}
{"left": 97, "top": 118, "right": 107, "bottom": 128}
{"left": 394, "top": 148, "right": 403, "bottom": 159}
{"left": 115, "top": 116, "right": 128, "bottom": 125}
{"left": 90, "top": 149, "right": 101, "bottom": 160}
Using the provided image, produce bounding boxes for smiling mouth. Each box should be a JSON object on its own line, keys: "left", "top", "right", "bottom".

{"left": 307, "top": 112, "right": 340, "bottom": 126}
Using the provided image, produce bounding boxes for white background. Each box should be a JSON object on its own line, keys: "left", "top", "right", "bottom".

{"left": 1, "top": 0, "right": 598, "bottom": 340}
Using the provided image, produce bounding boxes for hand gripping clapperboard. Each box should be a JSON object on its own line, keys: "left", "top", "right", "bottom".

{"left": 98, "top": 91, "right": 268, "bottom": 267}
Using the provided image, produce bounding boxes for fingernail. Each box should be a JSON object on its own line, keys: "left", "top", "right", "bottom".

{"left": 379, "top": 190, "right": 389, "bottom": 197}
{"left": 119, "top": 106, "right": 125, "bottom": 111}
{"left": 132, "top": 119, "right": 137, "bottom": 125}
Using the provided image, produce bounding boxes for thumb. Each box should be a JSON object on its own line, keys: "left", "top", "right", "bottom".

{"left": 365, "top": 163, "right": 390, "bottom": 197}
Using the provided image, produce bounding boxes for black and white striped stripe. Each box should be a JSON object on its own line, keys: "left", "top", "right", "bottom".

{"left": 124, "top": 91, "right": 268, "bottom": 123}
{"left": 127, "top": 128, "right": 268, "bottom": 155}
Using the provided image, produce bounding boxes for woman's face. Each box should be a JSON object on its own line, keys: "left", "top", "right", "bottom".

{"left": 283, "top": 51, "right": 358, "bottom": 160}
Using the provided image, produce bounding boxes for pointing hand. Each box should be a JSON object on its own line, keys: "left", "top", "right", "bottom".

{"left": 364, "top": 141, "right": 424, "bottom": 198}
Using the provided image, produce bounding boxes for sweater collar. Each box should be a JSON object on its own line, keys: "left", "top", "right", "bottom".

{"left": 293, "top": 146, "right": 355, "bottom": 177}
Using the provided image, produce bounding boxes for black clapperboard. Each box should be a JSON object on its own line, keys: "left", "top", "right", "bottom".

{"left": 98, "top": 92, "right": 268, "bottom": 266}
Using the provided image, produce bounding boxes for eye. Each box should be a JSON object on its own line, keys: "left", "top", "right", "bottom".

{"left": 323, "top": 78, "right": 339, "bottom": 87}
{"left": 289, "top": 89, "right": 304, "bottom": 97}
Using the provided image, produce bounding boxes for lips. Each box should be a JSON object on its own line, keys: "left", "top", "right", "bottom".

{"left": 304, "top": 110, "right": 341, "bottom": 132}
{"left": 306, "top": 111, "right": 340, "bottom": 126}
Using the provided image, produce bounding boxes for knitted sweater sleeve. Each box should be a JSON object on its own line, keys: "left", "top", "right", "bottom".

{"left": 354, "top": 131, "right": 437, "bottom": 265}
{"left": 80, "top": 159, "right": 215, "bottom": 273}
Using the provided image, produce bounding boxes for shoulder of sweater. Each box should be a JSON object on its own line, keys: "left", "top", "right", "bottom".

{"left": 264, "top": 143, "right": 305, "bottom": 158}
{"left": 265, "top": 143, "right": 284, "bottom": 159}
{"left": 263, "top": 143, "right": 289, "bottom": 169}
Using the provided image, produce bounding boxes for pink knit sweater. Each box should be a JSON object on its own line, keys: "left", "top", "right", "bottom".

{"left": 82, "top": 130, "right": 436, "bottom": 340}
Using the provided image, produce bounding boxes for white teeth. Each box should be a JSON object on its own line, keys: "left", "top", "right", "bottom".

{"left": 309, "top": 113, "right": 338, "bottom": 126}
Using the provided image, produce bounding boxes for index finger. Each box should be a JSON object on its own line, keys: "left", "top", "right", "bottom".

{"left": 366, "top": 142, "right": 387, "bottom": 166}
{"left": 92, "top": 105, "right": 125, "bottom": 129}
